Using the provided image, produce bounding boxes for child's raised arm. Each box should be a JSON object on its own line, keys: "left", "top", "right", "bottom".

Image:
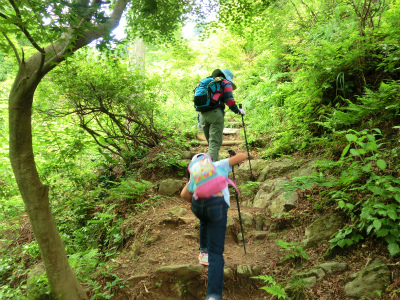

{"left": 228, "top": 153, "right": 247, "bottom": 166}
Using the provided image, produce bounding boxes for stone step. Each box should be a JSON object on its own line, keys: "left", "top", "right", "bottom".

{"left": 199, "top": 140, "right": 242, "bottom": 146}
{"left": 223, "top": 128, "right": 241, "bottom": 135}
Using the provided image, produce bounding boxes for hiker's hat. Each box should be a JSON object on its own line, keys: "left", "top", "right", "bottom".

{"left": 212, "top": 68, "right": 237, "bottom": 90}
{"left": 191, "top": 153, "right": 207, "bottom": 162}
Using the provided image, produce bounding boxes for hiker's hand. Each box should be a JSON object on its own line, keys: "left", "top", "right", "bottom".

{"left": 239, "top": 108, "right": 245, "bottom": 116}
{"left": 228, "top": 150, "right": 236, "bottom": 157}
{"left": 197, "top": 122, "right": 202, "bottom": 132}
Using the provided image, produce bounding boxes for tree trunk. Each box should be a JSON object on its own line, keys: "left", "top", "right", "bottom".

{"left": 9, "top": 63, "right": 88, "bottom": 299}
{"left": 6, "top": 2, "right": 128, "bottom": 298}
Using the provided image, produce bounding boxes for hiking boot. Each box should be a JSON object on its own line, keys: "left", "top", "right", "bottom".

{"left": 198, "top": 252, "right": 209, "bottom": 266}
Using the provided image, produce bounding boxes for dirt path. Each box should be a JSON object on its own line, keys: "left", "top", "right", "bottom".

{"left": 111, "top": 117, "right": 280, "bottom": 299}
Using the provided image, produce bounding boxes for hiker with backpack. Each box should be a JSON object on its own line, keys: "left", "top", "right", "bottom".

{"left": 180, "top": 151, "right": 247, "bottom": 300}
{"left": 193, "top": 68, "right": 245, "bottom": 162}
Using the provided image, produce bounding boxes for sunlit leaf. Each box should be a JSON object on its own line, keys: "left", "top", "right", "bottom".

{"left": 376, "top": 159, "right": 387, "bottom": 170}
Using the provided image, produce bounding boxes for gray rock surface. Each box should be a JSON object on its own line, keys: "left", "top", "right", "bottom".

{"left": 344, "top": 259, "right": 390, "bottom": 299}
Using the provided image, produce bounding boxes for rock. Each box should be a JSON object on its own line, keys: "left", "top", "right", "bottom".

{"left": 301, "top": 213, "right": 345, "bottom": 249}
{"left": 258, "top": 159, "right": 297, "bottom": 182}
{"left": 252, "top": 266, "right": 262, "bottom": 276}
{"left": 318, "top": 262, "right": 348, "bottom": 274}
{"left": 253, "top": 189, "right": 273, "bottom": 208}
{"left": 237, "top": 232, "right": 249, "bottom": 245}
{"left": 268, "top": 232, "right": 279, "bottom": 239}
{"left": 253, "top": 231, "right": 267, "bottom": 241}
{"left": 236, "top": 211, "right": 253, "bottom": 226}
{"left": 146, "top": 233, "right": 160, "bottom": 244}
{"left": 27, "top": 262, "right": 46, "bottom": 284}
{"left": 224, "top": 268, "right": 234, "bottom": 279}
{"left": 159, "top": 215, "right": 185, "bottom": 227}
{"left": 169, "top": 206, "right": 187, "bottom": 218}
{"left": 252, "top": 178, "right": 288, "bottom": 208}
{"left": 255, "top": 215, "right": 264, "bottom": 230}
{"left": 237, "top": 265, "right": 253, "bottom": 277}
{"left": 27, "top": 262, "right": 47, "bottom": 298}
{"left": 235, "top": 159, "right": 270, "bottom": 185}
{"left": 130, "top": 241, "right": 142, "bottom": 258}
{"left": 154, "top": 264, "right": 203, "bottom": 281}
{"left": 182, "top": 151, "right": 194, "bottom": 159}
{"left": 226, "top": 216, "right": 235, "bottom": 227}
{"left": 126, "top": 274, "right": 148, "bottom": 285}
{"left": 184, "top": 233, "right": 199, "bottom": 240}
{"left": 288, "top": 158, "right": 319, "bottom": 177}
{"left": 297, "top": 266, "right": 326, "bottom": 280}
{"left": 158, "top": 179, "right": 183, "bottom": 196}
{"left": 268, "top": 192, "right": 298, "bottom": 215}
{"left": 223, "top": 128, "right": 240, "bottom": 135}
{"left": 344, "top": 259, "right": 390, "bottom": 299}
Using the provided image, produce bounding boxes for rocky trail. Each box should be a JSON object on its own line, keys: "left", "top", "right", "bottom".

{"left": 110, "top": 117, "right": 399, "bottom": 300}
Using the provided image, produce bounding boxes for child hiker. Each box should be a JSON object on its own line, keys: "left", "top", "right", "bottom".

{"left": 181, "top": 151, "right": 247, "bottom": 300}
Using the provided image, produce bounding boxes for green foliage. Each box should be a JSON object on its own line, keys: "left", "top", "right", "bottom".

{"left": 126, "top": 0, "right": 217, "bottom": 42}
{"left": 0, "top": 196, "right": 25, "bottom": 222}
{"left": 39, "top": 50, "right": 163, "bottom": 166}
{"left": 327, "top": 128, "right": 400, "bottom": 256}
{"left": 238, "top": 181, "right": 262, "bottom": 198}
{"left": 278, "top": 239, "right": 309, "bottom": 262}
{"left": 108, "top": 179, "right": 153, "bottom": 203}
{"left": 146, "top": 149, "right": 187, "bottom": 176}
{"left": 252, "top": 274, "right": 287, "bottom": 299}
{"left": 286, "top": 276, "right": 309, "bottom": 300}
{"left": 0, "top": 53, "right": 14, "bottom": 82}
{"left": 282, "top": 173, "right": 334, "bottom": 194}
{"left": 325, "top": 80, "right": 400, "bottom": 130}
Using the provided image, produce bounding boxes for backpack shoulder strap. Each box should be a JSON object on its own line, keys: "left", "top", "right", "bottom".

{"left": 226, "top": 177, "right": 240, "bottom": 195}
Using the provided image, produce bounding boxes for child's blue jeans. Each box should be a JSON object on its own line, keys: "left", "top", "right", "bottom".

{"left": 191, "top": 196, "right": 228, "bottom": 300}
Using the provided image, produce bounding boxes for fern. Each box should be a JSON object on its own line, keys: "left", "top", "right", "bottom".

{"left": 252, "top": 275, "right": 287, "bottom": 299}
{"left": 329, "top": 80, "right": 400, "bottom": 129}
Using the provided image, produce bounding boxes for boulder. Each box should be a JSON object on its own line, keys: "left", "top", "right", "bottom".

{"left": 319, "top": 262, "right": 348, "bottom": 274}
{"left": 169, "top": 206, "right": 187, "bottom": 218}
{"left": 236, "top": 211, "right": 253, "bottom": 226}
{"left": 268, "top": 192, "right": 298, "bottom": 215}
{"left": 344, "top": 259, "right": 390, "bottom": 299}
{"left": 288, "top": 158, "right": 319, "bottom": 177}
{"left": 235, "top": 159, "right": 270, "bottom": 185}
{"left": 158, "top": 179, "right": 183, "bottom": 196}
{"left": 258, "top": 159, "right": 297, "bottom": 182}
{"left": 301, "top": 213, "right": 345, "bottom": 249}
{"left": 252, "top": 178, "right": 288, "bottom": 208}
{"left": 237, "top": 265, "right": 253, "bottom": 277}
{"left": 253, "top": 231, "right": 267, "bottom": 241}
{"left": 154, "top": 264, "right": 203, "bottom": 281}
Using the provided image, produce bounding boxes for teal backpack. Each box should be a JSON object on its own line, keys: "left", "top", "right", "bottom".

{"left": 193, "top": 77, "right": 223, "bottom": 112}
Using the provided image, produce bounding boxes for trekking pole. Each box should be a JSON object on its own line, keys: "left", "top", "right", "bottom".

{"left": 228, "top": 150, "right": 246, "bottom": 254}
{"left": 239, "top": 104, "right": 255, "bottom": 181}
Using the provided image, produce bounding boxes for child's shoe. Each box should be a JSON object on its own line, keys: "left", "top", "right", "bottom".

{"left": 198, "top": 252, "right": 209, "bottom": 266}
